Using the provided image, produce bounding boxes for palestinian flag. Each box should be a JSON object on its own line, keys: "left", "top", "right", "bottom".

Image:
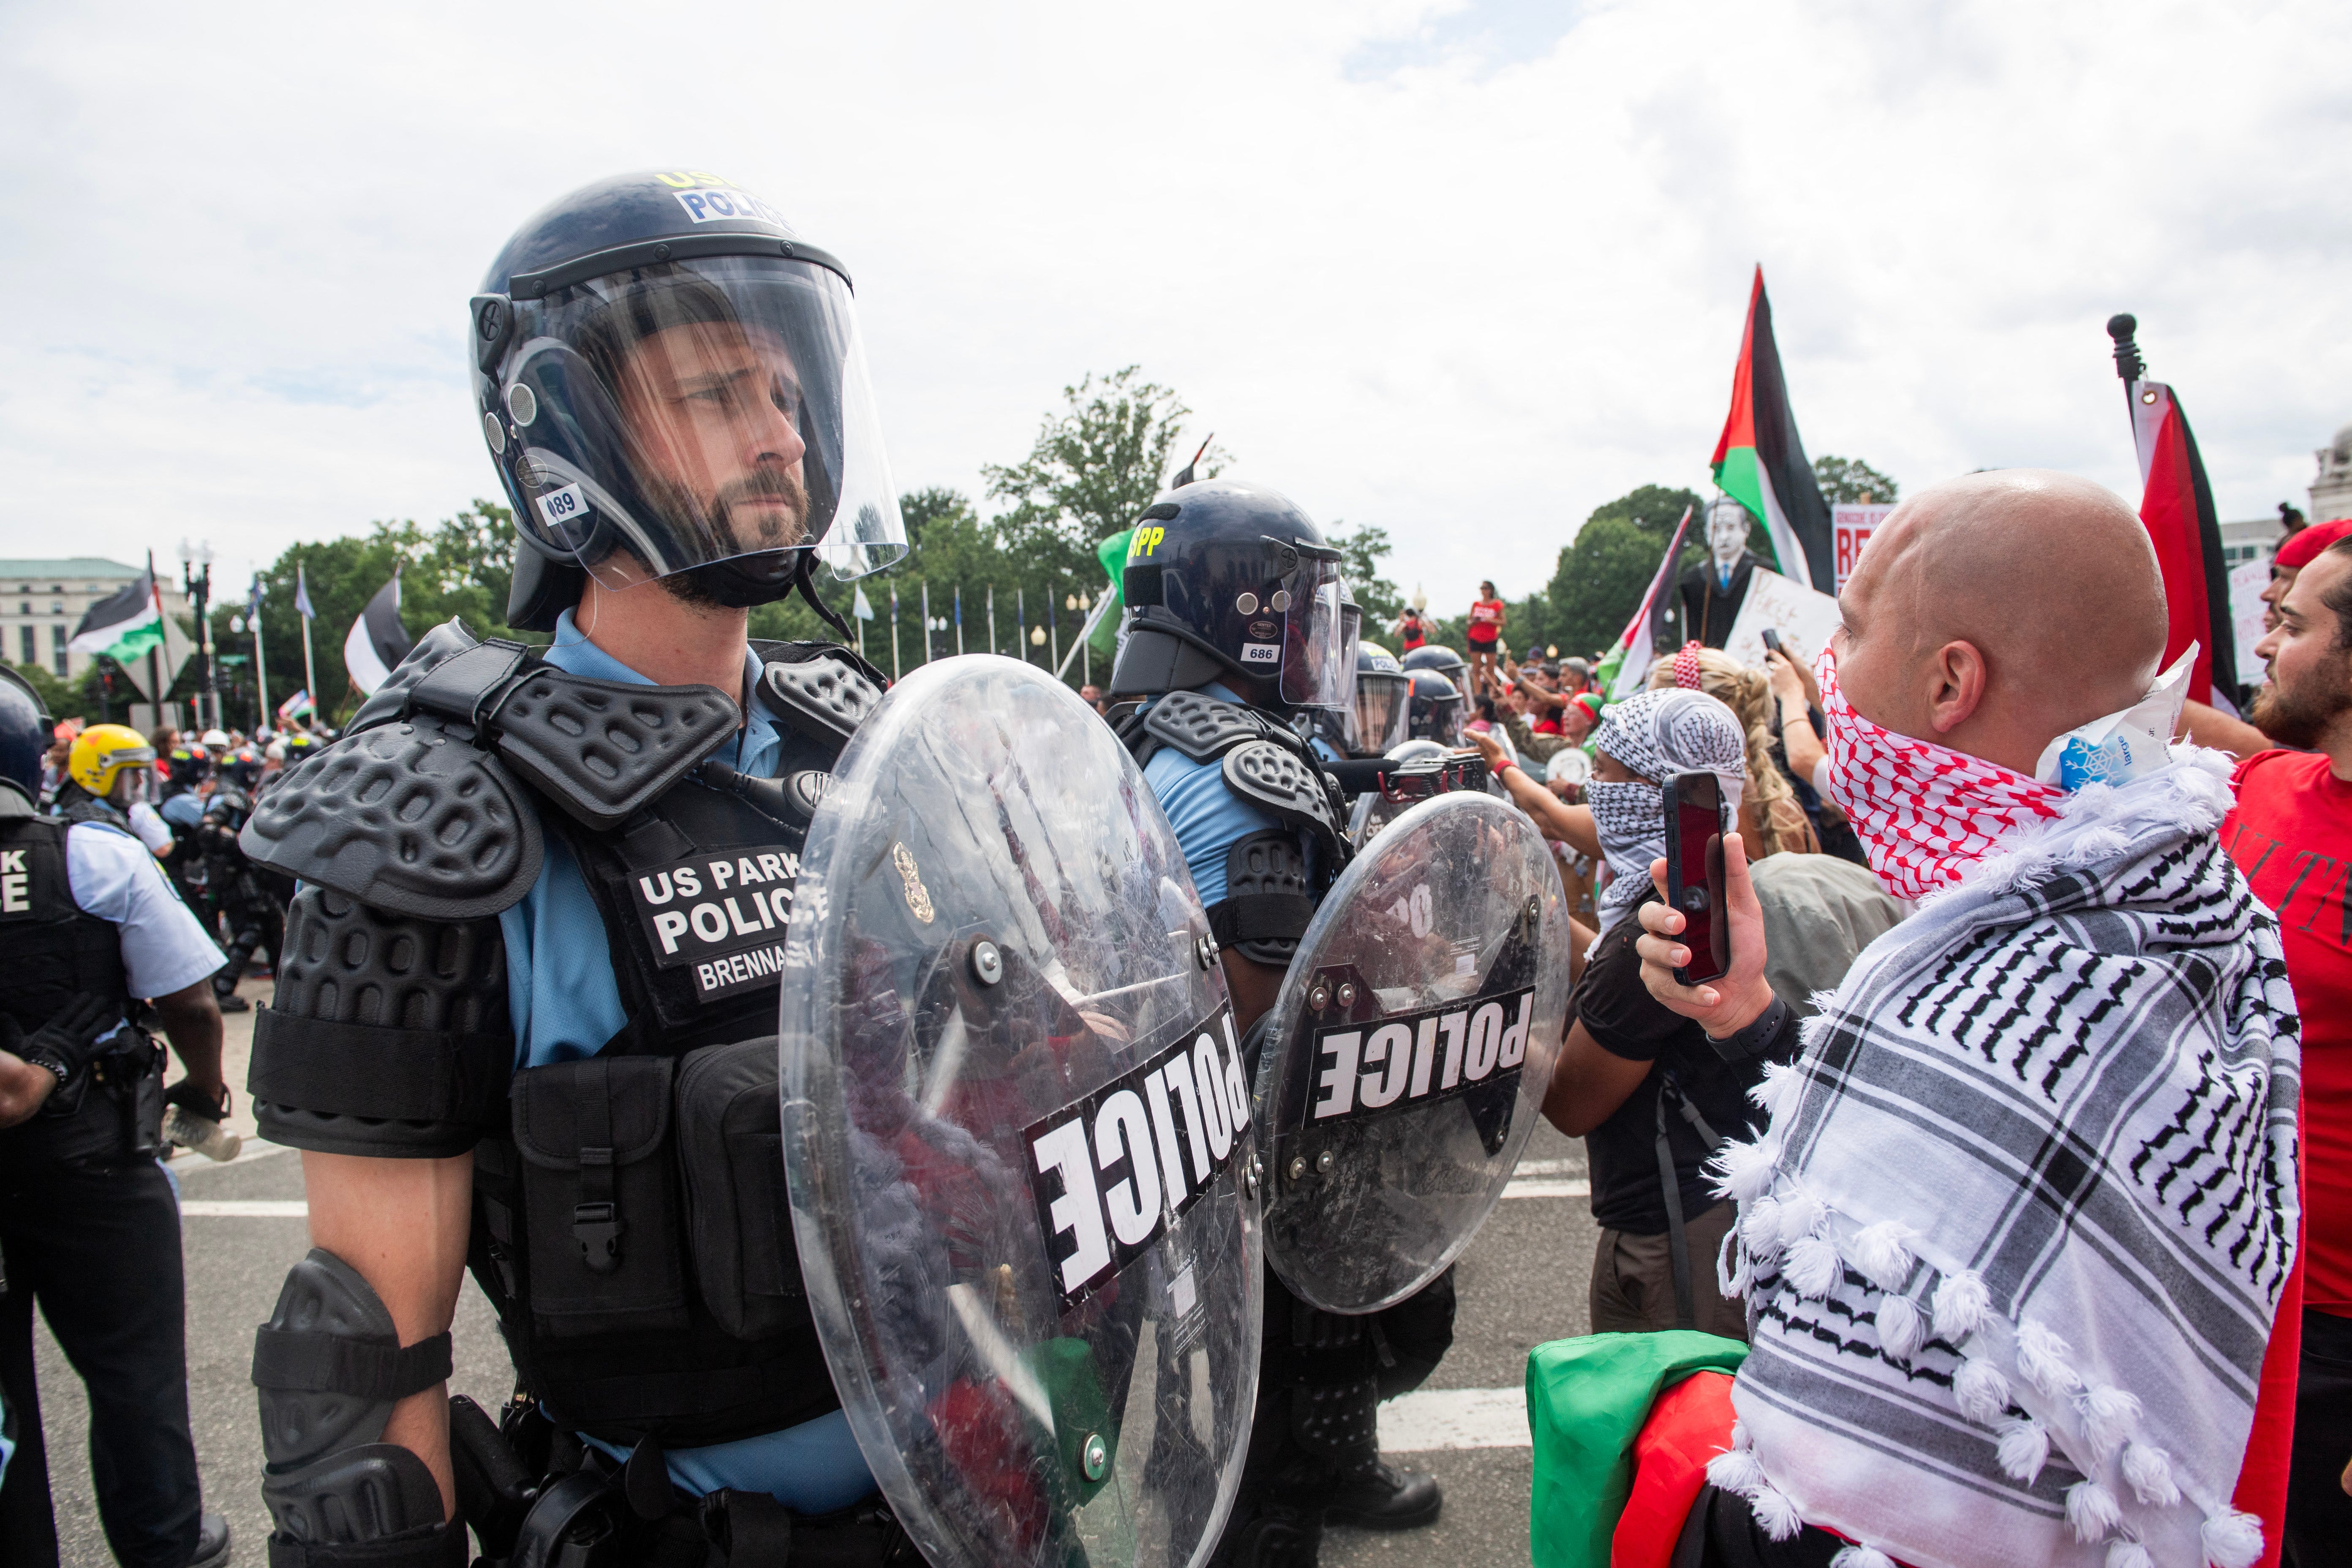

{"left": 1709, "top": 267, "right": 1836, "bottom": 594}
{"left": 68, "top": 570, "right": 166, "bottom": 663}
{"left": 1596, "top": 506, "right": 1694, "bottom": 700}
{"left": 343, "top": 570, "right": 413, "bottom": 695}
{"left": 2130, "top": 379, "right": 2238, "bottom": 709}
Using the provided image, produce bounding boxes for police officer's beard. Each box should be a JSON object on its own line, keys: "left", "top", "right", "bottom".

{"left": 651, "top": 470, "right": 810, "bottom": 609}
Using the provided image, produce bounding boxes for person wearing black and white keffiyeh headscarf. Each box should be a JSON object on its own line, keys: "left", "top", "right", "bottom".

{"left": 1628, "top": 472, "right": 2301, "bottom": 1568}
{"left": 1586, "top": 689, "right": 1748, "bottom": 936}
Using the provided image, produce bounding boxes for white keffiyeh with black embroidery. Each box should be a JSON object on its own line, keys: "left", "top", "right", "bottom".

{"left": 1587, "top": 689, "right": 1747, "bottom": 936}
{"left": 1704, "top": 749, "right": 2300, "bottom": 1568}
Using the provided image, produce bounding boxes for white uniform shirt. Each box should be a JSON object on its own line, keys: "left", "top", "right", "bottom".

{"left": 63, "top": 822, "right": 226, "bottom": 1040}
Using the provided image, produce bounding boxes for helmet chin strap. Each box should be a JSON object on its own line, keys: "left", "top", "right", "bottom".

{"left": 794, "top": 552, "right": 857, "bottom": 642}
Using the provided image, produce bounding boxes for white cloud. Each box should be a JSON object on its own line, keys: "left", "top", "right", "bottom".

{"left": 1, "top": 0, "right": 2346, "bottom": 612}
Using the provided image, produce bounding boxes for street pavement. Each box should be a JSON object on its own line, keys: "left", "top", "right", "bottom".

{"left": 31, "top": 977, "right": 1600, "bottom": 1567}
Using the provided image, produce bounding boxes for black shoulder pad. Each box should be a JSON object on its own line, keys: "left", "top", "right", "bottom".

{"left": 345, "top": 619, "right": 483, "bottom": 735}
{"left": 760, "top": 648, "right": 885, "bottom": 753}
{"left": 1222, "top": 738, "right": 1339, "bottom": 841}
{"left": 483, "top": 667, "right": 739, "bottom": 831}
{"left": 1216, "top": 830, "right": 1316, "bottom": 967}
{"left": 1143, "top": 689, "right": 1271, "bottom": 762}
{"left": 240, "top": 718, "right": 543, "bottom": 919}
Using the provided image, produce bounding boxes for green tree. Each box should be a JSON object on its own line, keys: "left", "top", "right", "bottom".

{"left": 1541, "top": 485, "right": 1708, "bottom": 657}
{"left": 1330, "top": 524, "right": 1406, "bottom": 629}
{"left": 982, "top": 367, "right": 1225, "bottom": 572}
{"left": 1812, "top": 455, "right": 1899, "bottom": 505}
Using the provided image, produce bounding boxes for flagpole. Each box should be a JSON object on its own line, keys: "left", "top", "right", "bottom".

{"left": 2107, "top": 313, "right": 2146, "bottom": 424}
{"left": 1048, "top": 595, "right": 1059, "bottom": 677}
{"left": 297, "top": 563, "right": 318, "bottom": 728}
{"left": 954, "top": 586, "right": 964, "bottom": 657}
{"left": 145, "top": 550, "right": 163, "bottom": 735}
{"left": 1016, "top": 588, "right": 1026, "bottom": 664}
{"left": 988, "top": 585, "right": 997, "bottom": 656}
{"left": 889, "top": 585, "right": 901, "bottom": 682}
{"left": 250, "top": 582, "right": 271, "bottom": 732}
{"left": 920, "top": 582, "right": 932, "bottom": 667}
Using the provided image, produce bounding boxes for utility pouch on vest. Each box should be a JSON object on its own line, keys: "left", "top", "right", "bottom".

{"left": 672, "top": 1036, "right": 807, "bottom": 1340}
{"left": 511, "top": 1056, "right": 688, "bottom": 1340}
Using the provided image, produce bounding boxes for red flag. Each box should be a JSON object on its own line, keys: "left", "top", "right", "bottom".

{"left": 2132, "top": 381, "right": 2236, "bottom": 708}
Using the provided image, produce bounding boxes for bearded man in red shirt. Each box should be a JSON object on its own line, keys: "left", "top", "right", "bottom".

{"left": 2227, "top": 530, "right": 2352, "bottom": 1563}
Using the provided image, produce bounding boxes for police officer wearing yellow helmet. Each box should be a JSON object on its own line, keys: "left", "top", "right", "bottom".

{"left": 0, "top": 677, "right": 234, "bottom": 1568}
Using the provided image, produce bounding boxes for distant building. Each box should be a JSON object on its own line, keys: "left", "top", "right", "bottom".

{"left": 2314, "top": 420, "right": 2352, "bottom": 523}
{"left": 0, "top": 558, "right": 190, "bottom": 684}
{"left": 2219, "top": 515, "right": 2283, "bottom": 569}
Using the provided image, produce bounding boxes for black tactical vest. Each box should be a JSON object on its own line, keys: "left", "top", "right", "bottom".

{"left": 462, "top": 653, "right": 868, "bottom": 1448}
{"left": 0, "top": 808, "right": 154, "bottom": 1166}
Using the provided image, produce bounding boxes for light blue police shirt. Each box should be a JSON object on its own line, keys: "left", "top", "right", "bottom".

{"left": 495, "top": 609, "right": 874, "bottom": 1513}
{"left": 61, "top": 819, "right": 228, "bottom": 1043}
{"left": 1141, "top": 683, "right": 1293, "bottom": 909}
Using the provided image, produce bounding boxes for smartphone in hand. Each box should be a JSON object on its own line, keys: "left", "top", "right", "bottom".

{"left": 1760, "top": 628, "right": 1783, "bottom": 656}
{"left": 1661, "top": 771, "right": 1730, "bottom": 986}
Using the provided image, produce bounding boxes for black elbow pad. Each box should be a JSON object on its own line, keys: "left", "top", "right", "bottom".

{"left": 1210, "top": 830, "right": 1315, "bottom": 967}
{"left": 250, "top": 887, "right": 514, "bottom": 1157}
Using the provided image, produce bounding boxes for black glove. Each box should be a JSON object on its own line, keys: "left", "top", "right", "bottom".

{"left": 7, "top": 995, "right": 116, "bottom": 1083}
{"left": 165, "top": 1076, "right": 231, "bottom": 1122}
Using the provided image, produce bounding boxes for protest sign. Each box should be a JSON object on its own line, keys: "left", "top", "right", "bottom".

{"left": 1723, "top": 566, "right": 1843, "bottom": 672}
{"left": 1830, "top": 504, "right": 1894, "bottom": 592}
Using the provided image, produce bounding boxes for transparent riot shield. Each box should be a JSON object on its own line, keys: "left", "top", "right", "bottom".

{"left": 780, "top": 656, "right": 1261, "bottom": 1568}
{"left": 1256, "top": 791, "right": 1569, "bottom": 1314}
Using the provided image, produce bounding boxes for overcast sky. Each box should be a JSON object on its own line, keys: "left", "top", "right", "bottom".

{"left": 3, "top": 0, "right": 2346, "bottom": 611}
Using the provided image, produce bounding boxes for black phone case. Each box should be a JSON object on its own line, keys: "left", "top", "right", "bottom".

{"left": 1662, "top": 775, "right": 1730, "bottom": 986}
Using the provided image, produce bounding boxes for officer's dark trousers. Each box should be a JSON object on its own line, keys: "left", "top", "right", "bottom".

{"left": 0, "top": 1156, "right": 202, "bottom": 1568}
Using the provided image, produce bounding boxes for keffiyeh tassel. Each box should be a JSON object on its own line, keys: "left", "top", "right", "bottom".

{"left": 2014, "top": 1319, "right": 2086, "bottom": 1399}
{"left": 1783, "top": 1233, "right": 1843, "bottom": 1300}
{"left": 1848, "top": 1220, "right": 1917, "bottom": 1293}
{"left": 1740, "top": 1195, "right": 1783, "bottom": 1257}
{"left": 1828, "top": 1546, "right": 1897, "bottom": 1568}
{"left": 1953, "top": 1355, "right": 2012, "bottom": 1424}
{"left": 2105, "top": 1541, "right": 2155, "bottom": 1568}
{"left": 1995, "top": 1417, "right": 2050, "bottom": 1485}
{"left": 2119, "top": 1442, "right": 2180, "bottom": 1508}
{"left": 2200, "top": 1508, "right": 2265, "bottom": 1568}
{"left": 1712, "top": 1135, "right": 1779, "bottom": 1203}
{"left": 2078, "top": 1385, "right": 2142, "bottom": 1464}
{"left": 1874, "top": 1294, "right": 1925, "bottom": 1362}
{"left": 1748, "top": 1059, "right": 1799, "bottom": 1119}
{"left": 1931, "top": 1269, "right": 1992, "bottom": 1342}
{"left": 2066, "top": 1480, "right": 2122, "bottom": 1543}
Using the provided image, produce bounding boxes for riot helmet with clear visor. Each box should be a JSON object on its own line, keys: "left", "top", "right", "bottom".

{"left": 0, "top": 665, "right": 50, "bottom": 803}
{"left": 68, "top": 724, "right": 158, "bottom": 808}
{"left": 1109, "top": 477, "right": 1351, "bottom": 710}
{"left": 1407, "top": 669, "right": 1465, "bottom": 747}
{"left": 1348, "top": 644, "right": 1412, "bottom": 757}
{"left": 471, "top": 172, "right": 907, "bottom": 629}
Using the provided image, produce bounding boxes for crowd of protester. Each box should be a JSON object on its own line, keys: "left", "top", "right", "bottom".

{"left": 1413, "top": 473, "right": 2345, "bottom": 1567}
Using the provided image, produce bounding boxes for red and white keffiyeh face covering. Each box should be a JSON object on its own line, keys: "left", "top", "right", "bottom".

{"left": 1817, "top": 646, "right": 2063, "bottom": 900}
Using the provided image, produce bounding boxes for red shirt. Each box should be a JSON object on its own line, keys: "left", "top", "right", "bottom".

{"left": 2224, "top": 748, "right": 2352, "bottom": 1314}
{"left": 1467, "top": 597, "right": 1505, "bottom": 645}
{"left": 1399, "top": 617, "right": 1425, "bottom": 650}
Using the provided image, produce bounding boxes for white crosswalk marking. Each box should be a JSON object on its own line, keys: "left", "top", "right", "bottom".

{"left": 1377, "top": 1386, "right": 1530, "bottom": 1451}
{"left": 179, "top": 1200, "right": 309, "bottom": 1217}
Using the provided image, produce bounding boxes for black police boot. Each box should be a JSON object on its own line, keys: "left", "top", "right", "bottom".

{"left": 185, "top": 1511, "right": 232, "bottom": 1568}
{"left": 1317, "top": 1448, "right": 1442, "bottom": 1531}
{"left": 1219, "top": 1501, "right": 1322, "bottom": 1566}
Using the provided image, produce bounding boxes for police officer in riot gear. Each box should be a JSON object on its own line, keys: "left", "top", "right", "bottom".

{"left": 0, "top": 670, "right": 234, "bottom": 1568}
{"left": 237, "top": 172, "right": 911, "bottom": 1567}
{"left": 1407, "top": 668, "right": 1466, "bottom": 747}
{"left": 197, "top": 749, "right": 280, "bottom": 1011}
{"left": 1105, "top": 479, "right": 1450, "bottom": 1565}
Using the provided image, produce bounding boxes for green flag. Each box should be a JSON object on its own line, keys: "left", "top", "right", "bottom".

{"left": 1089, "top": 528, "right": 1133, "bottom": 661}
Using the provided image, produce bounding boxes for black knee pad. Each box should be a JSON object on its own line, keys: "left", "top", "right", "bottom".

{"left": 254, "top": 1249, "right": 459, "bottom": 1563}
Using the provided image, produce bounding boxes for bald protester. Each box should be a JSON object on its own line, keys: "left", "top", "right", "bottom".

{"left": 1629, "top": 471, "right": 2305, "bottom": 1568}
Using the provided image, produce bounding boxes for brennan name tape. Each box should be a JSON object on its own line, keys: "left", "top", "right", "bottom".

{"left": 1025, "top": 1006, "right": 1250, "bottom": 1315}
{"left": 629, "top": 848, "right": 804, "bottom": 1001}
{"left": 1309, "top": 986, "right": 1534, "bottom": 1126}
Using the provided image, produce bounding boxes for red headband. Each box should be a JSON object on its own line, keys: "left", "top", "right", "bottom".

{"left": 1672, "top": 642, "right": 1705, "bottom": 691}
